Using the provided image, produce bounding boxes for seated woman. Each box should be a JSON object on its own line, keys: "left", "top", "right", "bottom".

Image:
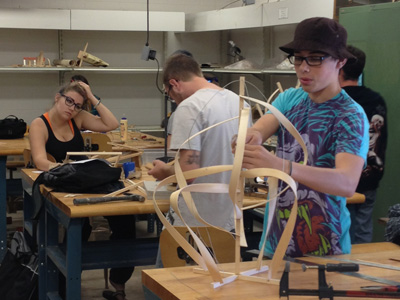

{"left": 29, "top": 81, "right": 118, "bottom": 170}
{"left": 29, "top": 81, "right": 134, "bottom": 300}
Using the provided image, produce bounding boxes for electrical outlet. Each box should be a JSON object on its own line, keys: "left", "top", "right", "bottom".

{"left": 141, "top": 45, "right": 156, "bottom": 61}
{"left": 141, "top": 45, "right": 151, "bottom": 61}
{"left": 278, "top": 7, "right": 288, "bottom": 20}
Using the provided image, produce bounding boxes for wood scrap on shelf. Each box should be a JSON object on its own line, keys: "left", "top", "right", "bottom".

{"left": 53, "top": 59, "right": 77, "bottom": 67}
{"left": 21, "top": 51, "right": 51, "bottom": 67}
{"left": 77, "top": 42, "right": 109, "bottom": 67}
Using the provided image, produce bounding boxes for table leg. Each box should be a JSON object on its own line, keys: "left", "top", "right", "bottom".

{"left": 44, "top": 199, "right": 84, "bottom": 300}
{"left": 65, "top": 218, "right": 82, "bottom": 300}
{"left": 0, "top": 156, "right": 7, "bottom": 262}
{"left": 45, "top": 207, "right": 61, "bottom": 298}
{"left": 38, "top": 211, "right": 46, "bottom": 300}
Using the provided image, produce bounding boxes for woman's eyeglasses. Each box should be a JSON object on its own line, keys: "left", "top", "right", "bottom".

{"left": 62, "top": 94, "right": 83, "bottom": 111}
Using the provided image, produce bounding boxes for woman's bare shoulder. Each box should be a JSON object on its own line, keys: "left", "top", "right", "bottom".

{"left": 30, "top": 117, "right": 45, "bottom": 127}
{"left": 30, "top": 117, "right": 47, "bottom": 134}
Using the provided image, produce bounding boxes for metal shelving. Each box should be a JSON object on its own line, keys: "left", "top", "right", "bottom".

{"left": 0, "top": 67, "right": 160, "bottom": 73}
{"left": 0, "top": 66, "right": 296, "bottom": 75}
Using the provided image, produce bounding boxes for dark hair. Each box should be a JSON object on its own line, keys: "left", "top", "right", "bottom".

{"left": 163, "top": 53, "right": 202, "bottom": 87}
{"left": 172, "top": 49, "right": 194, "bottom": 58}
{"left": 71, "top": 74, "right": 89, "bottom": 85}
{"left": 341, "top": 45, "right": 366, "bottom": 81}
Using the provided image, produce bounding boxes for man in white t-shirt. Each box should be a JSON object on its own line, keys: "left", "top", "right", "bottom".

{"left": 149, "top": 52, "right": 250, "bottom": 231}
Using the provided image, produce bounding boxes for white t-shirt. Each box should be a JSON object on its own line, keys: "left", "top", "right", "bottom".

{"left": 169, "top": 88, "right": 251, "bottom": 230}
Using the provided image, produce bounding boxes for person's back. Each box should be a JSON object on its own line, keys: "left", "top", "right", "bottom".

{"left": 340, "top": 45, "right": 388, "bottom": 244}
{"left": 149, "top": 53, "right": 251, "bottom": 231}
{"left": 343, "top": 86, "right": 386, "bottom": 192}
{"left": 170, "top": 88, "right": 243, "bottom": 230}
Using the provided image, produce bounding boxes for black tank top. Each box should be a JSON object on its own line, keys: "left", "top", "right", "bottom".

{"left": 40, "top": 114, "right": 84, "bottom": 163}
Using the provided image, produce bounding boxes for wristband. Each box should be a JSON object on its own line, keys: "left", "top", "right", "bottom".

{"left": 93, "top": 98, "right": 101, "bottom": 109}
{"left": 288, "top": 160, "right": 292, "bottom": 176}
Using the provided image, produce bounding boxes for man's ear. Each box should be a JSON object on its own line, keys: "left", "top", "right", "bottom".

{"left": 169, "top": 78, "right": 179, "bottom": 88}
{"left": 337, "top": 58, "right": 347, "bottom": 69}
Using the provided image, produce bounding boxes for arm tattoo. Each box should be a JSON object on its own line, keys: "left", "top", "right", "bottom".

{"left": 185, "top": 151, "right": 200, "bottom": 165}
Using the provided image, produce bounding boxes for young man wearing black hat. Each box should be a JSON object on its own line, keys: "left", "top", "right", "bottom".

{"left": 241, "top": 17, "right": 369, "bottom": 257}
{"left": 339, "top": 45, "right": 387, "bottom": 244}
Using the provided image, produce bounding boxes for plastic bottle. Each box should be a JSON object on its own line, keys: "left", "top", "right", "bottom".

{"left": 120, "top": 116, "right": 128, "bottom": 142}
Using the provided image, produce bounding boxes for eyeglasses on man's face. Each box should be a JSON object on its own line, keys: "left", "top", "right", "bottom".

{"left": 288, "top": 55, "right": 331, "bottom": 66}
{"left": 62, "top": 94, "right": 83, "bottom": 111}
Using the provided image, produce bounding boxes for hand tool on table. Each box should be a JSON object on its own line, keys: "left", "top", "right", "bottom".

{"left": 73, "top": 194, "right": 145, "bottom": 205}
{"left": 361, "top": 286, "right": 400, "bottom": 292}
{"left": 289, "top": 256, "right": 400, "bottom": 287}
{"left": 280, "top": 261, "right": 400, "bottom": 299}
{"left": 305, "top": 254, "right": 400, "bottom": 271}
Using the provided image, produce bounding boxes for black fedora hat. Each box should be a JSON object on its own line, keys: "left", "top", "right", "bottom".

{"left": 280, "top": 17, "right": 355, "bottom": 59}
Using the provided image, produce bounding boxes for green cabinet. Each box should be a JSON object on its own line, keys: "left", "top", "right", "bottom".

{"left": 340, "top": 2, "right": 400, "bottom": 242}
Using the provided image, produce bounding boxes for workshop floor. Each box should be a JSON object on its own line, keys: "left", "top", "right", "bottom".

{"left": 7, "top": 202, "right": 263, "bottom": 300}
{"left": 6, "top": 209, "right": 155, "bottom": 300}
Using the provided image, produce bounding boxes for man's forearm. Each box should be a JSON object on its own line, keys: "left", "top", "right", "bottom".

{"left": 178, "top": 149, "right": 201, "bottom": 184}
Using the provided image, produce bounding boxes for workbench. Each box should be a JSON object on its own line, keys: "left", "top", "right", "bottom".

{"left": 21, "top": 167, "right": 267, "bottom": 300}
{"left": 107, "top": 130, "right": 165, "bottom": 150}
{"left": 0, "top": 136, "right": 29, "bottom": 261}
{"left": 22, "top": 168, "right": 170, "bottom": 300}
{"left": 142, "top": 242, "right": 400, "bottom": 300}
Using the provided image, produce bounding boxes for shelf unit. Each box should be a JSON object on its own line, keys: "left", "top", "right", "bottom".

{"left": 0, "top": 5, "right": 304, "bottom": 127}
{"left": 0, "top": 67, "right": 160, "bottom": 73}
{"left": 0, "top": 66, "right": 295, "bottom": 75}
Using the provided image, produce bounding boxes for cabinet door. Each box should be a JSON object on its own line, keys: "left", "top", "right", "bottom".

{"left": 340, "top": 2, "right": 400, "bottom": 242}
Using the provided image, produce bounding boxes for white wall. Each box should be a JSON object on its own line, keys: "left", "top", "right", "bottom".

{"left": 0, "top": 1, "right": 298, "bottom": 127}
{"left": 0, "top": 0, "right": 244, "bottom": 13}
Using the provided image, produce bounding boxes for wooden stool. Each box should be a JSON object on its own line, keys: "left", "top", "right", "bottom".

{"left": 160, "top": 226, "right": 235, "bottom": 268}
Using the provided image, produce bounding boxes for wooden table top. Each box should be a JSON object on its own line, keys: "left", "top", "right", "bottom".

{"left": 0, "top": 131, "right": 163, "bottom": 157}
{"left": 142, "top": 242, "right": 400, "bottom": 300}
{"left": 21, "top": 168, "right": 170, "bottom": 218}
{"left": 107, "top": 131, "right": 164, "bottom": 150}
{"left": 21, "top": 168, "right": 267, "bottom": 219}
{"left": 21, "top": 166, "right": 365, "bottom": 219}
{"left": 0, "top": 136, "right": 29, "bottom": 156}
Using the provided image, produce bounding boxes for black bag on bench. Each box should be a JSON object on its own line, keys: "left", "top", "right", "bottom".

{"left": 31, "top": 159, "right": 124, "bottom": 219}
{"left": 0, "top": 115, "right": 27, "bottom": 139}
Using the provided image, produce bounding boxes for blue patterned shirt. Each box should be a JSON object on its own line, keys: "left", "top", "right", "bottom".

{"left": 260, "top": 88, "right": 369, "bottom": 257}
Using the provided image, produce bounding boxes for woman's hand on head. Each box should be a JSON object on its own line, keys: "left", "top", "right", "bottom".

{"left": 76, "top": 81, "right": 95, "bottom": 100}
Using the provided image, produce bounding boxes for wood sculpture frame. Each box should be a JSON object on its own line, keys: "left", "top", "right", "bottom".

{"left": 152, "top": 77, "right": 308, "bottom": 288}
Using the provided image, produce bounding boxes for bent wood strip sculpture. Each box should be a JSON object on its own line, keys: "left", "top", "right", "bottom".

{"left": 152, "top": 78, "right": 308, "bottom": 288}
